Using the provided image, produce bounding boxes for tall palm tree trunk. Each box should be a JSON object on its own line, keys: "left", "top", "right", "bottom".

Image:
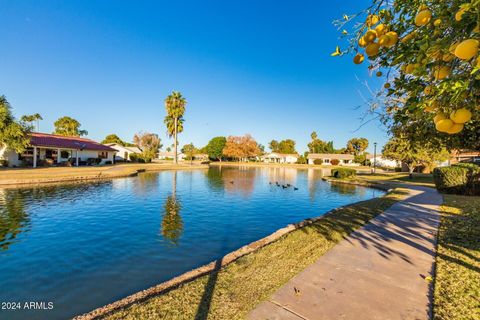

{"left": 174, "top": 117, "right": 178, "bottom": 164}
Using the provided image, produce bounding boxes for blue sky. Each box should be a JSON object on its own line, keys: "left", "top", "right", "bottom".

{"left": 0, "top": 0, "right": 388, "bottom": 153}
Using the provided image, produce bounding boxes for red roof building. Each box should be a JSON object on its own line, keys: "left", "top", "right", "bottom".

{"left": 30, "top": 132, "right": 116, "bottom": 152}
{"left": 0, "top": 132, "right": 117, "bottom": 167}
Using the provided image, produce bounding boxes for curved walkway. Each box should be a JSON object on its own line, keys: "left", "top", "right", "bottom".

{"left": 249, "top": 186, "right": 442, "bottom": 320}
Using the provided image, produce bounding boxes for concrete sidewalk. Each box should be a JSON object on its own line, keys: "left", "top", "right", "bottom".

{"left": 249, "top": 186, "right": 442, "bottom": 320}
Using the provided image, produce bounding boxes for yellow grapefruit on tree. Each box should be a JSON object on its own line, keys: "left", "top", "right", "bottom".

{"left": 454, "top": 39, "right": 479, "bottom": 60}
{"left": 415, "top": 9, "right": 432, "bottom": 27}
{"left": 353, "top": 53, "right": 365, "bottom": 64}
{"left": 450, "top": 108, "right": 472, "bottom": 123}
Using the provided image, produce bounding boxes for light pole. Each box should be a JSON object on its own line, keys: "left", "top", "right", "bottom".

{"left": 373, "top": 142, "right": 377, "bottom": 174}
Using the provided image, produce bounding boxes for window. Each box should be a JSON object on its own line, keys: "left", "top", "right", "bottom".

{"left": 98, "top": 152, "right": 108, "bottom": 159}
{"left": 18, "top": 148, "right": 34, "bottom": 160}
{"left": 324, "top": 158, "right": 330, "bottom": 163}
{"left": 60, "top": 150, "right": 70, "bottom": 159}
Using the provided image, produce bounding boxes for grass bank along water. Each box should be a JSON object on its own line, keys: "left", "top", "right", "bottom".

{"left": 80, "top": 187, "right": 408, "bottom": 320}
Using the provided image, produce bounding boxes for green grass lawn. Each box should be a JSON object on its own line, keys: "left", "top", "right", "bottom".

{"left": 433, "top": 194, "right": 480, "bottom": 320}
{"left": 101, "top": 189, "right": 409, "bottom": 320}
{"left": 356, "top": 172, "right": 435, "bottom": 187}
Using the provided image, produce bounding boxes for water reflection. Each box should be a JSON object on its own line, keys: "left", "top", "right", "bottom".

{"left": 0, "top": 182, "right": 113, "bottom": 252}
{"left": 161, "top": 171, "right": 183, "bottom": 245}
{"left": 307, "top": 169, "right": 325, "bottom": 201}
{"left": 205, "top": 167, "right": 224, "bottom": 192}
{"left": 0, "top": 189, "right": 30, "bottom": 251}
{"left": 161, "top": 195, "right": 183, "bottom": 245}
{"left": 131, "top": 172, "right": 160, "bottom": 196}
{"left": 205, "top": 166, "right": 258, "bottom": 198}
{"left": 330, "top": 183, "right": 358, "bottom": 195}
{"left": 265, "top": 167, "right": 298, "bottom": 186}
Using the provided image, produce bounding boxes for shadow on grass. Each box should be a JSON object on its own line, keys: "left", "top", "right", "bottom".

{"left": 194, "top": 258, "right": 222, "bottom": 320}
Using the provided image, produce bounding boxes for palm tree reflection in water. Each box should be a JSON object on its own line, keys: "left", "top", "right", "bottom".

{"left": 161, "top": 171, "right": 183, "bottom": 245}
{"left": 0, "top": 190, "right": 30, "bottom": 251}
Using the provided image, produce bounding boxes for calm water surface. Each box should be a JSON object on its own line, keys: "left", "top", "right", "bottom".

{"left": 0, "top": 166, "right": 384, "bottom": 319}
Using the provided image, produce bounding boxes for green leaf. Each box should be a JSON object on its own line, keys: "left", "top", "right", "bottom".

{"left": 331, "top": 46, "right": 342, "bottom": 57}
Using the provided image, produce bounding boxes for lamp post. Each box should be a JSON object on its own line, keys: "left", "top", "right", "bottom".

{"left": 373, "top": 142, "right": 377, "bottom": 174}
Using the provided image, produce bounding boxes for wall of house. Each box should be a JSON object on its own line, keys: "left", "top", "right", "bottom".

{"left": 284, "top": 156, "right": 298, "bottom": 164}
{"left": 373, "top": 157, "right": 399, "bottom": 168}
{"left": 75, "top": 150, "right": 115, "bottom": 164}
{"left": 109, "top": 145, "right": 134, "bottom": 161}
{"left": 0, "top": 147, "right": 22, "bottom": 167}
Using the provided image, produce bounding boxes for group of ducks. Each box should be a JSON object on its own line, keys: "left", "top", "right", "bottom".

{"left": 269, "top": 181, "right": 299, "bottom": 191}
{"left": 228, "top": 180, "right": 299, "bottom": 191}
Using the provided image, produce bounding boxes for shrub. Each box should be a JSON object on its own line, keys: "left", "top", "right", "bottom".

{"left": 354, "top": 154, "right": 366, "bottom": 165}
{"left": 394, "top": 167, "right": 402, "bottom": 172}
{"left": 433, "top": 166, "right": 480, "bottom": 196}
{"left": 313, "top": 159, "right": 323, "bottom": 165}
{"left": 330, "top": 159, "right": 340, "bottom": 166}
{"left": 0, "top": 160, "right": 8, "bottom": 167}
{"left": 296, "top": 155, "right": 307, "bottom": 164}
{"left": 105, "top": 161, "right": 112, "bottom": 165}
{"left": 332, "top": 167, "right": 356, "bottom": 179}
{"left": 129, "top": 153, "right": 138, "bottom": 162}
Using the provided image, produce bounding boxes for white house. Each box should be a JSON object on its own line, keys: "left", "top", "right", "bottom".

{"left": 0, "top": 132, "right": 116, "bottom": 167}
{"left": 366, "top": 154, "right": 400, "bottom": 168}
{"left": 104, "top": 143, "right": 142, "bottom": 162}
{"left": 307, "top": 153, "right": 355, "bottom": 165}
{"left": 157, "top": 151, "right": 186, "bottom": 161}
{"left": 261, "top": 153, "right": 299, "bottom": 164}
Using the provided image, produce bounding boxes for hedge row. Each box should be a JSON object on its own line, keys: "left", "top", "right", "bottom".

{"left": 331, "top": 167, "right": 356, "bottom": 179}
{"left": 433, "top": 163, "right": 480, "bottom": 196}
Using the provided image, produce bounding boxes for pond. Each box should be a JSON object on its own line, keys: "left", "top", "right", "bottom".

{"left": 0, "top": 166, "right": 384, "bottom": 319}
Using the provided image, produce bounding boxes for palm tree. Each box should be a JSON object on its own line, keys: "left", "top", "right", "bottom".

{"left": 20, "top": 113, "right": 43, "bottom": 131}
{"left": 164, "top": 91, "right": 187, "bottom": 164}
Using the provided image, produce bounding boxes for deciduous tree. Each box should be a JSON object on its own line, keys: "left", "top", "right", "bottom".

{"left": 308, "top": 131, "right": 335, "bottom": 153}
{"left": 222, "top": 134, "right": 260, "bottom": 161}
{"left": 181, "top": 143, "right": 197, "bottom": 163}
{"left": 102, "top": 134, "right": 128, "bottom": 146}
{"left": 133, "top": 131, "right": 162, "bottom": 161}
{"left": 278, "top": 139, "right": 296, "bottom": 154}
{"left": 53, "top": 116, "right": 88, "bottom": 137}
{"left": 205, "top": 136, "right": 226, "bottom": 161}
{"left": 346, "top": 138, "right": 369, "bottom": 155}
{"left": 0, "top": 96, "right": 30, "bottom": 153}
{"left": 269, "top": 140, "right": 279, "bottom": 152}
{"left": 383, "top": 134, "right": 449, "bottom": 175}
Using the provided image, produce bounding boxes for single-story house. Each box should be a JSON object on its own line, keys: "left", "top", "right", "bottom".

{"left": 104, "top": 143, "right": 142, "bottom": 162}
{"left": 261, "top": 153, "right": 299, "bottom": 164}
{"left": 366, "top": 154, "right": 400, "bottom": 168}
{"left": 449, "top": 150, "right": 480, "bottom": 164}
{"left": 193, "top": 153, "right": 209, "bottom": 161}
{"left": 157, "top": 151, "right": 186, "bottom": 161}
{"left": 0, "top": 132, "right": 116, "bottom": 168}
{"left": 307, "top": 153, "right": 354, "bottom": 165}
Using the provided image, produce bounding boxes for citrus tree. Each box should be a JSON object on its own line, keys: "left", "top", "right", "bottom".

{"left": 334, "top": 0, "right": 479, "bottom": 149}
